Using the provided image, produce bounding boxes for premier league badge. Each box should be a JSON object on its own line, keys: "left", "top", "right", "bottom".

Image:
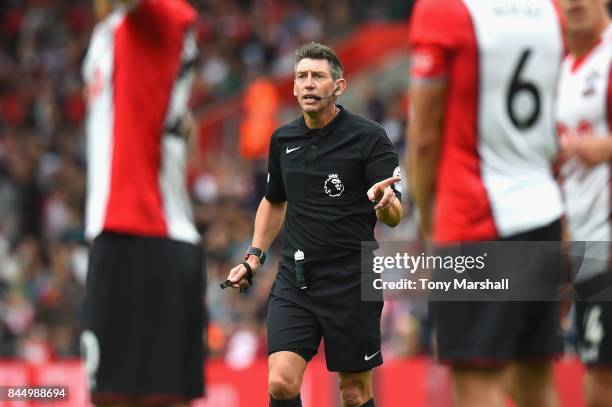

{"left": 324, "top": 173, "right": 344, "bottom": 197}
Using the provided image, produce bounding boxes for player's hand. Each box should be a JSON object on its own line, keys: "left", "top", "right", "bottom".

{"left": 226, "top": 256, "right": 261, "bottom": 291}
{"left": 571, "top": 136, "right": 612, "bottom": 167}
{"left": 367, "top": 176, "right": 401, "bottom": 211}
{"left": 557, "top": 139, "right": 574, "bottom": 166}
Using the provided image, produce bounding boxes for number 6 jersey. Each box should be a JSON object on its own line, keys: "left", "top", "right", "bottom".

{"left": 409, "top": 0, "right": 564, "bottom": 241}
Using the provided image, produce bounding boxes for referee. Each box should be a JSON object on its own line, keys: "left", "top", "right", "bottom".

{"left": 226, "top": 42, "right": 402, "bottom": 407}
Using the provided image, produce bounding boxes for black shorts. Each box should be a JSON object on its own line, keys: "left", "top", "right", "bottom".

{"left": 267, "top": 259, "right": 383, "bottom": 373}
{"left": 82, "top": 232, "right": 206, "bottom": 404}
{"left": 432, "top": 301, "right": 561, "bottom": 364}
{"left": 576, "top": 299, "right": 612, "bottom": 367}
{"left": 431, "top": 220, "right": 563, "bottom": 365}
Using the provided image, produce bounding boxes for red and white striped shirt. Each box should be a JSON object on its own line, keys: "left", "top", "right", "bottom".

{"left": 83, "top": 0, "right": 199, "bottom": 244}
{"left": 409, "top": 0, "right": 564, "bottom": 242}
{"left": 556, "top": 25, "right": 612, "bottom": 281}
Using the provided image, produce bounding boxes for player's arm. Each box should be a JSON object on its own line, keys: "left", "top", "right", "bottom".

{"left": 122, "top": 0, "right": 195, "bottom": 30}
{"left": 407, "top": 82, "right": 446, "bottom": 238}
{"left": 567, "top": 135, "right": 612, "bottom": 166}
{"left": 563, "top": 73, "right": 612, "bottom": 166}
{"left": 405, "top": 0, "right": 453, "bottom": 238}
{"left": 406, "top": 48, "right": 447, "bottom": 238}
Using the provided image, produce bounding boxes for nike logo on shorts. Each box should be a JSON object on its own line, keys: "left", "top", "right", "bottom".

{"left": 364, "top": 350, "right": 381, "bottom": 361}
{"left": 286, "top": 146, "right": 301, "bottom": 154}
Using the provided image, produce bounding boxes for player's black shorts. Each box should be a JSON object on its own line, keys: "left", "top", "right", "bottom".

{"left": 431, "top": 219, "right": 563, "bottom": 365}
{"left": 267, "top": 258, "right": 384, "bottom": 373}
{"left": 575, "top": 272, "right": 612, "bottom": 367}
{"left": 82, "top": 232, "right": 206, "bottom": 404}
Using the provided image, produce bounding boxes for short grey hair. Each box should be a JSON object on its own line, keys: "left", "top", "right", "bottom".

{"left": 295, "top": 42, "right": 344, "bottom": 81}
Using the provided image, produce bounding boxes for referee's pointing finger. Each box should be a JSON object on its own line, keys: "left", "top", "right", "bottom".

{"left": 378, "top": 175, "right": 401, "bottom": 188}
{"left": 374, "top": 187, "right": 396, "bottom": 210}
{"left": 367, "top": 176, "right": 401, "bottom": 202}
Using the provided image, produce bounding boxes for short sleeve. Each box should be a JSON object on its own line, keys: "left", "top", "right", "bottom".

{"left": 409, "top": 0, "right": 471, "bottom": 82}
{"left": 264, "top": 132, "right": 287, "bottom": 203}
{"left": 365, "top": 131, "right": 402, "bottom": 201}
{"left": 409, "top": 0, "right": 463, "bottom": 49}
{"left": 411, "top": 44, "right": 450, "bottom": 82}
{"left": 130, "top": 0, "right": 196, "bottom": 31}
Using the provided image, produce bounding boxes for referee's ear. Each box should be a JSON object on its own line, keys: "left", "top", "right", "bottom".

{"left": 334, "top": 78, "right": 347, "bottom": 97}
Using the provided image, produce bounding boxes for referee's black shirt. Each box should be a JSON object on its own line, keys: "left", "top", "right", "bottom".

{"left": 265, "top": 105, "right": 401, "bottom": 265}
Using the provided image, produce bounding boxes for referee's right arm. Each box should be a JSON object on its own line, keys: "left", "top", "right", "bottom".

{"left": 226, "top": 131, "right": 287, "bottom": 290}
{"left": 251, "top": 198, "right": 287, "bottom": 256}
{"left": 226, "top": 198, "right": 286, "bottom": 290}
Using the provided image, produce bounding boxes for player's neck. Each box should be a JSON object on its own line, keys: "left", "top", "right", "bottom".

{"left": 303, "top": 104, "right": 339, "bottom": 129}
{"left": 569, "top": 22, "right": 609, "bottom": 58}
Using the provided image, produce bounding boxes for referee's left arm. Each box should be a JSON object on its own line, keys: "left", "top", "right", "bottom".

{"left": 365, "top": 130, "right": 403, "bottom": 227}
{"left": 368, "top": 177, "right": 403, "bottom": 227}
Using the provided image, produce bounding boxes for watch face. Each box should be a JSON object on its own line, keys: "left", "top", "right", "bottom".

{"left": 246, "top": 247, "right": 266, "bottom": 265}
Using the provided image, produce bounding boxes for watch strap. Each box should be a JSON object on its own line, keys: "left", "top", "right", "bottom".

{"left": 245, "top": 246, "right": 266, "bottom": 265}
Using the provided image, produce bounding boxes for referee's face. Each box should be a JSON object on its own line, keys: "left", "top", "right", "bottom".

{"left": 294, "top": 58, "right": 337, "bottom": 114}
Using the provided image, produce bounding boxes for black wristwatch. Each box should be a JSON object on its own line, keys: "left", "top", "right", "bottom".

{"left": 245, "top": 246, "right": 267, "bottom": 265}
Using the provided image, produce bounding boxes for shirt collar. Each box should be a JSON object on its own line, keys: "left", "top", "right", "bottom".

{"left": 300, "top": 105, "right": 346, "bottom": 137}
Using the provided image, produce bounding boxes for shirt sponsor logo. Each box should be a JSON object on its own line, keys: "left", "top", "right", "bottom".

{"left": 583, "top": 71, "right": 600, "bottom": 97}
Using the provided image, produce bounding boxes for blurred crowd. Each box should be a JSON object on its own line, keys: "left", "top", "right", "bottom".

{"left": 0, "top": 0, "right": 417, "bottom": 366}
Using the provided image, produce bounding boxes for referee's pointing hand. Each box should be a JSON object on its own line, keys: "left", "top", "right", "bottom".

{"left": 367, "top": 176, "right": 401, "bottom": 211}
